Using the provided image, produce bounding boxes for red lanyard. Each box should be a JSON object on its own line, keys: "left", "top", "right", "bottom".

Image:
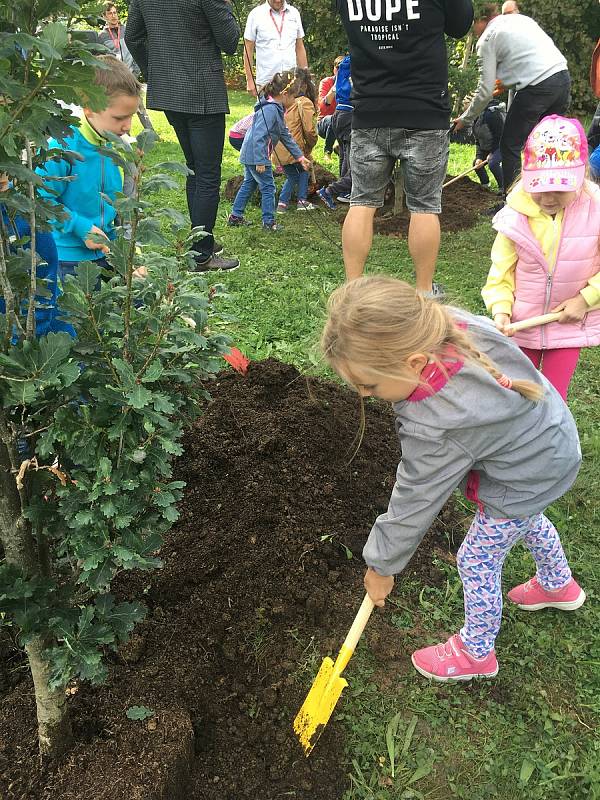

{"left": 107, "top": 25, "right": 121, "bottom": 53}
{"left": 269, "top": 9, "right": 285, "bottom": 38}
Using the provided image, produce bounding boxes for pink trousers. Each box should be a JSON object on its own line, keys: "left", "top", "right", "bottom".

{"left": 520, "top": 347, "right": 581, "bottom": 401}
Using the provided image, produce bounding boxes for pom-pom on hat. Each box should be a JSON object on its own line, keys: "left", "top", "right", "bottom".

{"left": 522, "top": 114, "right": 588, "bottom": 193}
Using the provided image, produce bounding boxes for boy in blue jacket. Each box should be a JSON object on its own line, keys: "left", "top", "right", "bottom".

{"left": 37, "top": 55, "right": 141, "bottom": 281}
{"left": 228, "top": 70, "right": 309, "bottom": 232}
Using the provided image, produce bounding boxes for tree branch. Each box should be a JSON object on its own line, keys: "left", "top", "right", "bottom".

{"left": 25, "top": 142, "right": 37, "bottom": 340}
{"left": 0, "top": 215, "right": 26, "bottom": 347}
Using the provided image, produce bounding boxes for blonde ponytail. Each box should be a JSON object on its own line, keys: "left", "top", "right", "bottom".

{"left": 443, "top": 325, "right": 544, "bottom": 401}
{"left": 321, "top": 276, "right": 544, "bottom": 402}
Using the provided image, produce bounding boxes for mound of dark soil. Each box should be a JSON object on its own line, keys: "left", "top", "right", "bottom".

{"left": 373, "top": 173, "right": 499, "bottom": 235}
{"left": 0, "top": 360, "right": 464, "bottom": 800}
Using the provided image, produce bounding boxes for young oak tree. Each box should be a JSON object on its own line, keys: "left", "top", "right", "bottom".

{"left": 0, "top": 0, "right": 230, "bottom": 757}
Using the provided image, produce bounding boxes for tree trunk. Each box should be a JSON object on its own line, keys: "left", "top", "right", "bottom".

{"left": 393, "top": 162, "right": 405, "bottom": 215}
{"left": 0, "top": 443, "right": 38, "bottom": 575}
{"left": 25, "top": 637, "right": 73, "bottom": 757}
{"left": 0, "top": 440, "right": 72, "bottom": 756}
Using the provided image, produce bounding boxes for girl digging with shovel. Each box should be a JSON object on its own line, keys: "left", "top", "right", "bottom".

{"left": 321, "top": 276, "right": 586, "bottom": 682}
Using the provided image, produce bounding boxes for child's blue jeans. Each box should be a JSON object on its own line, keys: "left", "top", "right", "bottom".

{"left": 279, "top": 163, "right": 309, "bottom": 205}
{"left": 232, "top": 164, "right": 276, "bottom": 225}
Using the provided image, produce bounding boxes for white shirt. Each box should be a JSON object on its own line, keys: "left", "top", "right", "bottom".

{"left": 244, "top": 1, "right": 304, "bottom": 87}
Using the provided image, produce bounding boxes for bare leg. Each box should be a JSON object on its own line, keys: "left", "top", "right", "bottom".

{"left": 342, "top": 205, "right": 376, "bottom": 281}
{"left": 408, "top": 212, "right": 441, "bottom": 293}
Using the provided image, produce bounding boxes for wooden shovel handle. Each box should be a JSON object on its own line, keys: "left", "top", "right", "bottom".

{"left": 331, "top": 594, "right": 376, "bottom": 677}
{"left": 342, "top": 594, "right": 375, "bottom": 653}
{"left": 442, "top": 156, "right": 489, "bottom": 189}
{"left": 506, "top": 312, "right": 561, "bottom": 333}
{"left": 506, "top": 301, "right": 600, "bottom": 334}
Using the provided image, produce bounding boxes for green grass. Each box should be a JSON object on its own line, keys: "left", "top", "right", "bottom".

{"left": 138, "top": 94, "right": 600, "bottom": 799}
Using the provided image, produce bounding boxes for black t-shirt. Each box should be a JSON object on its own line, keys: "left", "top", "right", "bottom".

{"left": 335, "top": 0, "right": 473, "bottom": 130}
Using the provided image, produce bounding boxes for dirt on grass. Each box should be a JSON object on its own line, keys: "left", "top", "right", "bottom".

{"left": 0, "top": 359, "right": 464, "bottom": 800}
{"left": 223, "top": 163, "right": 498, "bottom": 234}
{"left": 373, "top": 173, "right": 499, "bottom": 236}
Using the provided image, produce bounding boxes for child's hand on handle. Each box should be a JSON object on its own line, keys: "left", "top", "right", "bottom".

{"left": 256, "top": 164, "right": 266, "bottom": 174}
{"left": 298, "top": 156, "right": 311, "bottom": 172}
{"left": 364, "top": 567, "right": 394, "bottom": 608}
{"left": 85, "top": 225, "right": 110, "bottom": 253}
{"left": 551, "top": 294, "right": 589, "bottom": 324}
{"left": 493, "top": 313, "right": 513, "bottom": 336}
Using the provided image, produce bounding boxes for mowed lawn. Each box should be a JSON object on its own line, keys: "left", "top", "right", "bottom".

{"left": 136, "top": 93, "right": 600, "bottom": 800}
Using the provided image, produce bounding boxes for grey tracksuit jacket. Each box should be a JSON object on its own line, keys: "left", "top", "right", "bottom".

{"left": 363, "top": 311, "right": 581, "bottom": 577}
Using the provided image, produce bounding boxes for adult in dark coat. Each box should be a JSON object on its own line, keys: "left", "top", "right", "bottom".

{"left": 126, "top": 0, "right": 240, "bottom": 270}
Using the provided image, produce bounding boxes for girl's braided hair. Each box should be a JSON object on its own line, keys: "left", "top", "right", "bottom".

{"left": 259, "top": 70, "right": 296, "bottom": 99}
{"left": 321, "top": 276, "right": 544, "bottom": 402}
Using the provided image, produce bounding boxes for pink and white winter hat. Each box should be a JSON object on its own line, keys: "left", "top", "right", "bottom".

{"left": 522, "top": 114, "right": 588, "bottom": 193}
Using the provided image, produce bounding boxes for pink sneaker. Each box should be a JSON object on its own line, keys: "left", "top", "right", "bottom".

{"left": 411, "top": 634, "right": 498, "bottom": 682}
{"left": 507, "top": 576, "right": 586, "bottom": 611}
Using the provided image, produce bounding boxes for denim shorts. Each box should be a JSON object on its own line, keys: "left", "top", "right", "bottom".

{"left": 350, "top": 127, "right": 450, "bottom": 213}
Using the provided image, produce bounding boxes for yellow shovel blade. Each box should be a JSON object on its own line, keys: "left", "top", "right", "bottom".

{"left": 293, "top": 656, "right": 348, "bottom": 757}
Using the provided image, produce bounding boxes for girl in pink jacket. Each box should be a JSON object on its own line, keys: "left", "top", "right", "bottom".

{"left": 482, "top": 115, "right": 600, "bottom": 400}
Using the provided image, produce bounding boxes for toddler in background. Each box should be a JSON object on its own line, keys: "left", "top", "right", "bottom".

{"left": 228, "top": 71, "right": 310, "bottom": 232}
{"left": 229, "top": 112, "right": 253, "bottom": 152}
{"left": 1, "top": 174, "right": 74, "bottom": 337}
{"left": 273, "top": 68, "right": 318, "bottom": 213}
{"left": 483, "top": 115, "right": 600, "bottom": 400}
{"left": 472, "top": 98, "right": 505, "bottom": 193}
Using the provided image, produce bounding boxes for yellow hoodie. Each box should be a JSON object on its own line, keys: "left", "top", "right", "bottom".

{"left": 482, "top": 183, "right": 600, "bottom": 318}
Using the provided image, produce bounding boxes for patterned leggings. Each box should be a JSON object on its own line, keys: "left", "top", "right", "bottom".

{"left": 457, "top": 510, "right": 572, "bottom": 658}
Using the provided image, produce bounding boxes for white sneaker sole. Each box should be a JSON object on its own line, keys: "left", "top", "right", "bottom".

{"left": 411, "top": 657, "right": 499, "bottom": 682}
{"left": 514, "top": 588, "right": 586, "bottom": 611}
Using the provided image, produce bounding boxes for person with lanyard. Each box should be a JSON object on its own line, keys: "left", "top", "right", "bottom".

{"left": 99, "top": 2, "right": 154, "bottom": 131}
{"left": 243, "top": 0, "right": 308, "bottom": 95}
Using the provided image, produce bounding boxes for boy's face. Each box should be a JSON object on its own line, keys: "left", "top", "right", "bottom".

{"left": 85, "top": 93, "right": 139, "bottom": 136}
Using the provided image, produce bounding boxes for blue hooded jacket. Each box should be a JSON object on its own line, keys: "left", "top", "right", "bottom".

{"left": 36, "top": 119, "right": 123, "bottom": 263}
{"left": 240, "top": 98, "right": 303, "bottom": 167}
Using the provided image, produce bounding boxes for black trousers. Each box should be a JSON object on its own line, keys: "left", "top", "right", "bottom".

{"left": 327, "top": 109, "right": 353, "bottom": 197}
{"left": 165, "top": 111, "right": 225, "bottom": 260}
{"left": 500, "top": 70, "right": 570, "bottom": 193}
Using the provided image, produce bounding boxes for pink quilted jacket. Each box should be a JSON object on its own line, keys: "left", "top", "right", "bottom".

{"left": 493, "top": 185, "right": 600, "bottom": 350}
